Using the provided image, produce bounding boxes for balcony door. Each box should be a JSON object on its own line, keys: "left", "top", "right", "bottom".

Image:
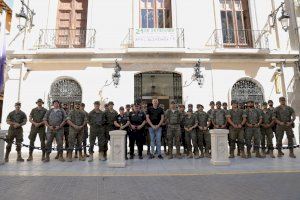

{"left": 220, "top": 0, "right": 252, "bottom": 48}
{"left": 56, "top": 0, "right": 88, "bottom": 48}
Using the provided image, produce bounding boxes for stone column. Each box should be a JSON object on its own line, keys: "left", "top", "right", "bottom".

{"left": 108, "top": 130, "right": 127, "bottom": 168}
{"left": 210, "top": 129, "right": 230, "bottom": 166}
{"left": 0, "top": 130, "right": 8, "bottom": 165}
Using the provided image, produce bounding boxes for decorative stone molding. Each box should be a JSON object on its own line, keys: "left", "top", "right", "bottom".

{"left": 108, "top": 130, "right": 127, "bottom": 168}
{"left": 210, "top": 129, "right": 230, "bottom": 166}
{"left": 0, "top": 130, "right": 8, "bottom": 165}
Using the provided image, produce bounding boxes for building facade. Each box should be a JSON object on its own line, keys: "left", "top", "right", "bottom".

{"left": 2, "top": 0, "right": 300, "bottom": 144}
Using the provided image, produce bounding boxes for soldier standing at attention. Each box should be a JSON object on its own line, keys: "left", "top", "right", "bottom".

{"left": 61, "top": 103, "right": 70, "bottom": 159}
{"left": 5, "top": 102, "right": 27, "bottom": 162}
{"left": 114, "top": 106, "right": 130, "bottom": 160}
{"left": 268, "top": 100, "right": 277, "bottom": 144}
{"left": 165, "top": 100, "right": 183, "bottom": 159}
{"left": 244, "top": 100, "right": 263, "bottom": 158}
{"left": 88, "top": 101, "right": 106, "bottom": 162}
{"left": 159, "top": 104, "right": 168, "bottom": 155}
{"left": 43, "top": 100, "right": 67, "bottom": 162}
{"left": 27, "top": 99, "right": 47, "bottom": 161}
{"left": 146, "top": 98, "right": 165, "bottom": 159}
{"left": 211, "top": 101, "right": 227, "bottom": 129}
{"left": 179, "top": 104, "right": 187, "bottom": 154}
{"left": 78, "top": 103, "right": 89, "bottom": 158}
{"left": 104, "top": 101, "right": 118, "bottom": 160}
{"left": 222, "top": 102, "right": 228, "bottom": 111}
{"left": 125, "top": 104, "right": 131, "bottom": 117}
{"left": 273, "top": 97, "right": 296, "bottom": 158}
{"left": 183, "top": 108, "right": 198, "bottom": 158}
{"left": 195, "top": 104, "right": 211, "bottom": 158}
{"left": 128, "top": 102, "right": 147, "bottom": 159}
{"left": 226, "top": 100, "right": 246, "bottom": 158}
{"left": 207, "top": 101, "right": 215, "bottom": 130}
{"left": 66, "top": 102, "right": 87, "bottom": 162}
{"left": 260, "top": 102, "right": 275, "bottom": 158}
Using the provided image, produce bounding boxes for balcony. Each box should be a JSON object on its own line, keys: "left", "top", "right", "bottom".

{"left": 37, "top": 29, "right": 96, "bottom": 49}
{"left": 122, "top": 28, "right": 185, "bottom": 48}
{"left": 206, "top": 29, "right": 269, "bottom": 50}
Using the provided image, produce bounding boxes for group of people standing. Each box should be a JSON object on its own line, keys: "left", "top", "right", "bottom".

{"left": 4, "top": 95, "right": 297, "bottom": 163}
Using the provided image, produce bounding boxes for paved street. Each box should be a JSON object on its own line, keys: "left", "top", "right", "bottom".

{"left": 0, "top": 149, "right": 300, "bottom": 200}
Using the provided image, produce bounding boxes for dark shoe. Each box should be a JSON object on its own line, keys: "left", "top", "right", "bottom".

{"left": 125, "top": 156, "right": 128, "bottom": 160}
{"left": 129, "top": 155, "right": 134, "bottom": 159}
{"left": 148, "top": 154, "right": 154, "bottom": 159}
{"left": 139, "top": 156, "right": 143, "bottom": 159}
{"left": 289, "top": 149, "right": 296, "bottom": 158}
{"left": 158, "top": 155, "right": 164, "bottom": 159}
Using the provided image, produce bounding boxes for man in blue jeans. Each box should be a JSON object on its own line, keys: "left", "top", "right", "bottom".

{"left": 146, "top": 97, "right": 165, "bottom": 159}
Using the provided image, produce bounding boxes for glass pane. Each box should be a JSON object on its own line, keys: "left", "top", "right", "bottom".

{"left": 140, "top": 0, "right": 147, "bottom": 8}
{"left": 164, "top": 0, "right": 171, "bottom": 9}
{"left": 158, "top": 9, "right": 164, "bottom": 28}
{"left": 165, "top": 9, "right": 172, "bottom": 28}
{"left": 148, "top": 9, "right": 154, "bottom": 28}
{"left": 221, "top": 11, "right": 228, "bottom": 43}
{"left": 141, "top": 9, "right": 148, "bottom": 28}
{"left": 236, "top": 11, "right": 246, "bottom": 44}
{"left": 147, "top": 0, "right": 154, "bottom": 8}
{"left": 156, "top": 0, "right": 164, "bottom": 9}
{"left": 141, "top": 73, "right": 174, "bottom": 97}
{"left": 227, "top": 11, "right": 235, "bottom": 43}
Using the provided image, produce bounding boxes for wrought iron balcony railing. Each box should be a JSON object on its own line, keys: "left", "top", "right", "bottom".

{"left": 37, "top": 29, "right": 96, "bottom": 49}
{"left": 122, "top": 28, "right": 185, "bottom": 48}
{"left": 206, "top": 29, "right": 269, "bottom": 49}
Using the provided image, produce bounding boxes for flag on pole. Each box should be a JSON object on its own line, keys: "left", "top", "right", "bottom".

{"left": 0, "top": 9, "right": 7, "bottom": 92}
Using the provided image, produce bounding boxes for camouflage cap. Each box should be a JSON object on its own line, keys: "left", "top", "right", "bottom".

{"left": 216, "top": 101, "right": 221, "bottom": 105}
{"left": 94, "top": 101, "right": 100, "bottom": 105}
{"left": 108, "top": 101, "right": 114, "bottom": 105}
{"left": 209, "top": 101, "right": 215, "bottom": 105}
{"left": 119, "top": 106, "right": 125, "bottom": 110}
{"left": 279, "top": 96, "right": 286, "bottom": 101}
{"left": 15, "top": 102, "right": 21, "bottom": 106}
{"left": 196, "top": 104, "right": 203, "bottom": 108}
{"left": 36, "top": 98, "right": 44, "bottom": 104}
{"left": 231, "top": 100, "right": 238, "bottom": 105}
{"left": 262, "top": 102, "right": 268, "bottom": 106}
{"left": 267, "top": 100, "right": 273, "bottom": 104}
{"left": 52, "top": 100, "right": 60, "bottom": 104}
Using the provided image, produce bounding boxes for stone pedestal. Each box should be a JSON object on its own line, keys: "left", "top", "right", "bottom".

{"left": 0, "top": 130, "right": 7, "bottom": 165}
{"left": 210, "top": 129, "right": 230, "bottom": 166}
{"left": 108, "top": 130, "right": 127, "bottom": 168}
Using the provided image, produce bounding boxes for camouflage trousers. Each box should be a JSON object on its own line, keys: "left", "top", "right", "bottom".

{"left": 245, "top": 127, "right": 261, "bottom": 150}
{"left": 167, "top": 124, "right": 181, "bottom": 154}
{"left": 193, "top": 129, "right": 211, "bottom": 153}
{"left": 89, "top": 126, "right": 106, "bottom": 153}
{"left": 276, "top": 125, "right": 295, "bottom": 149}
{"left": 261, "top": 127, "right": 274, "bottom": 150}
{"left": 68, "top": 127, "right": 84, "bottom": 153}
{"left": 229, "top": 127, "right": 244, "bottom": 151}
{"left": 184, "top": 130, "right": 194, "bottom": 153}
{"left": 63, "top": 126, "right": 69, "bottom": 149}
{"left": 45, "top": 128, "right": 64, "bottom": 154}
{"left": 28, "top": 126, "right": 46, "bottom": 152}
{"left": 6, "top": 127, "right": 23, "bottom": 152}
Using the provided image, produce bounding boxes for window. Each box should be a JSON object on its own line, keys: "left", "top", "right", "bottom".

{"left": 220, "top": 0, "right": 252, "bottom": 47}
{"left": 56, "top": 0, "right": 88, "bottom": 47}
{"left": 140, "top": 0, "right": 172, "bottom": 28}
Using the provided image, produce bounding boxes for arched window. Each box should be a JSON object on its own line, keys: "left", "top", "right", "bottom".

{"left": 140, "top": 0, "right": 172, "bottom": 28}
{"left": 56, "top": 0, "right": 88, "bottom": 47}
{"left": 49, "top": 78, "right": 82, "bottom": 108}
{"left": 231, "top": 78, "right": 264, "bottom": 104}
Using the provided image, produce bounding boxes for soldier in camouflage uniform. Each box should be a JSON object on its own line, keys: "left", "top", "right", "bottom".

{"left": 66, "top": 102, "right": 87, "bottom": 162}
{"left": 207, "top": 101, "right": 215, "bottom": 130}
{"left": 244, "top": 100, "right": 263, "bottom": 158}
{"left": 195, "top": 104, "right": 211, "bottom": 158}
{"left": 43, "top": 100, "right": 67, "bottom": 162}
{"left": 226, "top": 100, "right": 246, "bottom": 158}
{"left": 5, "top": 102, "right": 27, "bottom": 162}
{"left": 27, "top": 99, "right": 47, "bottom": 161}
{"left": 260, "top": 102, "right": 275, "bottom": 158}
{"left": 104, "top": 101, "right": 118, "bottom": 159}
{"left": 88, "top": 101, "right": 107, "bottom": 162}
{"left": 179, "top": 104, "right": 187, "bottom": 154}
{"left": 183, "top": 109, "right": 198, "bottom": 158}
{"left": 211, "top": 101, "right": 227, "bottom": 129}
{"left": 273, "top": 97, "right": 296, "bottom": 158}
{"left": 61, "top": 103, "right": 70, "bottom": 159}
{"left": 165, "top": 100, "right": 183, "bottom": 159}
{"left": 160, "top": 104, "right": 168, "bottom": 155}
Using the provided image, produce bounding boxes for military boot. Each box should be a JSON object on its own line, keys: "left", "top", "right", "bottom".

{"left": 167, "top": 149, "right": 173, "bottom": 159}
{"left": 103, "top": 151, "right": 107, "bottom": 161}
{"left": 261, "top": 150, "right": 266, "bottom": 158}
{"left": 41, "top": 151, "right": 46, "bottom": 161}
{"left": 58, "top": 152, "right": 65, "bottom": 162}
{"left": 199, "top": 150, "right": 204, "bottom": 158}
{"left": 194, "top": 151, "right": 200, "bottom": 159}
{"left": 79, "top": 151, "right": 86, "bottom": 161}
{"left": 175, "top": 149, "right": 182, "bottom": 159}
{"left": 16, "top": 151, "right": 24, "bottom": 162}
{"left": 240, "top": 149, "right": 246, "bottom": 158}
{"left": 229, "top": 149, "right": 234, "bottom": 158}
{"left": 246, "top": 148, "right": 251, "bottom": 159}
{"left": 44, "top": 153, "right": 50, "bottom": 162}
{"left": 88, "top": 153, "right": 94, "bottom": 162}
{"left": 55, "top": 152, "right": 59, "bottom": 159}
{"left": 4, "top": 150, "right": 10, "bottom": 162}
{"left": 66, "top": 152, "right": 72, "bottom": 162}
{"left": 204, "top": 149, "right": 211, "bottom": 158}
{"left": 255, "top": 149, "right": 262, "bottom": 158}
{"left": 269, "top": 150, "right": 275, "bottom": 158}
{"left": 99, "top": 151, "right": 105, "bottom": 161}
{"left": 187, "top": 151, "right": 193, "bottom": 159}
{"left": 74, "top": 151, "right": 78, "bottom": 159}
{"left": 289, "top": 148, "right": 296, "bottom": 158}
{"left": 277, "top": 149, "right": 284, "bottom": 157}
{"left": 27, "top": 150, "right": 33, "bottom": 161}
{"left": 237, "top": 149, "right": 241, "bottom": 157}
